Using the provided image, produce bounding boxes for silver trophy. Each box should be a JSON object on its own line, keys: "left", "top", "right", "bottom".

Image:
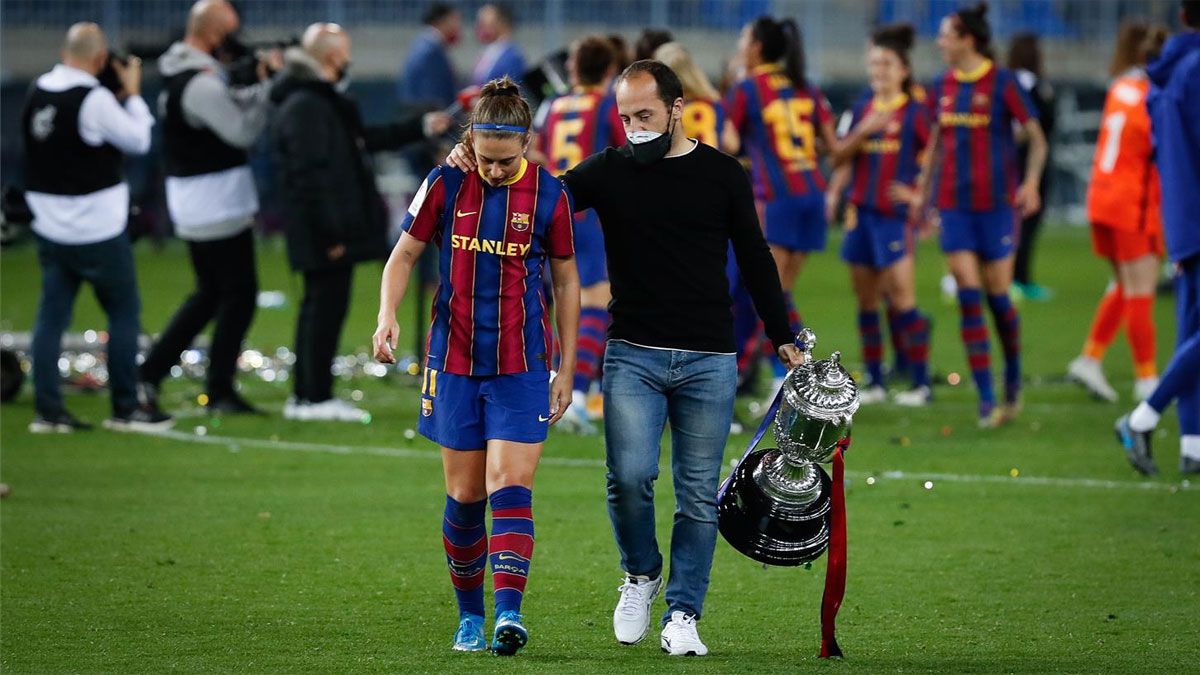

{"left": 718, "top": 329, "right": 860, "bottom": 566}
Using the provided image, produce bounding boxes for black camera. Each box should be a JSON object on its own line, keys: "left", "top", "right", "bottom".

{"left": 217, "top": 34, "right": 296, "bottom": 87}
{"left": 97, "top": 52, "right": 128, "bottom": 95}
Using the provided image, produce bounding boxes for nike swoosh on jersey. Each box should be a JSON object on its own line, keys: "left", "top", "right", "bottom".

{"left": 538, "top": 415, "right": 551, "bottom": 422}
{"left": 456, "top": 210, "right": 478, "bottom": 217}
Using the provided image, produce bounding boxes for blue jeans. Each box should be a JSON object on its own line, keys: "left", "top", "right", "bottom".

{"left": 602, "top": 340, "right": 736, "bottom": 623}
{"left": 33, "top": 233, "right": 141, "bottom": 417}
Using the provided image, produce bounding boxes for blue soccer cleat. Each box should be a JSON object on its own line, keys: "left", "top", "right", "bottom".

{"left": 452, "top": 613, "right": 487, "bottom": 652}
{"left": 491, "top": 610, "right": 528, "bottom": 656}
{"left": 1115, "top": 414, "right": 1158, "bottom": 476}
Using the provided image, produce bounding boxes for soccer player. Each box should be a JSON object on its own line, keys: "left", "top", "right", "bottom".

{"left": 1067, "top": 22, "right": 1167, "bottom": 403}
{"left": 912, "top": 2, "right": 1047, "bottom": 427}
{"left": 728, "top": 15, "right": 838, "bottom": 397}
{"left": 826, "top": 23, "right": 933, "bottom": 406}
{"left": 532, "top": 35, "right": 624, "bottom": 435}
{"left": 1115, "top": 0, "right": 1200, "bottom": 477}
{"left": 373, "top": 78, "right": 581, "bottom": 655}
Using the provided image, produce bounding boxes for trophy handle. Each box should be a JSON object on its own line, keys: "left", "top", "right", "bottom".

{"left": 795, "top": 328, "right": 816, "bottom": 364}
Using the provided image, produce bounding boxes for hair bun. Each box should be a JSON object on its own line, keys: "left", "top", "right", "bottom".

{"left": 964, "top": 1, "right": 989, "bottom": 19}
{"left": 873, "top": 22, "right": 915, "bottom": 51}
{"left": 480, "top": 76, "right": 521, "bottom": 98}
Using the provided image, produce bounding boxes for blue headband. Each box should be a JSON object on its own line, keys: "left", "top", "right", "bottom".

{"left": 472, "top": 123, "right": 528, "bottom": 133}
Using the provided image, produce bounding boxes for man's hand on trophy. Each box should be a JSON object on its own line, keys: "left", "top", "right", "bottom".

{"left": 778, "top": 344, "right": 806, "bottom": 369}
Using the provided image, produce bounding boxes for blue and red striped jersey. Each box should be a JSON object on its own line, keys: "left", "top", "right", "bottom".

{"left": 843, "top": 90, "right": 931, "bottom": 217}
{"left": 681, "top": 97, "right": 726, "bottom": 150}
{"left": 536, "top": 86, "right": 626, "bottom": 177}
{"left": 401, "top": 160, "right": 575, "bottom": 376}
{"left": 727, "top": 63, "right": 834, "bottom": 201}
{"left": 929, "top": 61, "right": 1037, "bottom": 212}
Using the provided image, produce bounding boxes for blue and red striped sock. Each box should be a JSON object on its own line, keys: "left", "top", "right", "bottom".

{"left": 857, "top": 310, "right": 884, "bottom": 387}
{"left": 772, "top": 294, "right": 805, "bottom": 378}
{"left": 957, "top": 288, "right": 995, "bottom": 417}
{"left": 574, "top": 307, "right": 608, "bottom": 393}
{"left": 886, "top": 306, "right": 911, "bottom": 379}
{"left": 894, "top": 307, "right": 930, "bottom": 388}
{"left": 987, "top": 293, "right": 1021, "bottom": 403}
{"left": 489, "top": 485, "right": 535, "bottom": 616}
{"left": 443, "top": 495, "right": 487, "bottom": 618}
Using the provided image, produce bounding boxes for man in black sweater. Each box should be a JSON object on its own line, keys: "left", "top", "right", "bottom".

{"left": 450, "top": 60, "right": 799, "bottom": 655}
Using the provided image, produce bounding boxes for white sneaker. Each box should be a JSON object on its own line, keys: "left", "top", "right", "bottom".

{"left": 660, "top": 610, "right": 708, "bottom": 656}
{"left": 893, "top": 385, "right": 932, "bottom": 407}
{"left": 858, "top": 384, "right": 888, "bottom": 405}
{"left": 557, "top": 390, "right": 598, "bottom": 435}
{"left": 940, "top": 273, "right": 958, "bottom": 303}
{"left": 1066, "top": 356, "right": 1118, "bottom": 402}
{"left": 283, "top": 397, "right": 310, "bottom": 420}
{"left": 1134, "top": 377, "right": 1160, "bottom": 402}
{"left": 303, "top": 398, "right": 368, "bottom": 422}
{"left": 613, "top": 574, "right": 663, "bottom": 645}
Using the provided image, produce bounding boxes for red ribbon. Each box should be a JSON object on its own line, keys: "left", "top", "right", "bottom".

{"left": 819, "top": 437, "right": 850, "bottom": 658}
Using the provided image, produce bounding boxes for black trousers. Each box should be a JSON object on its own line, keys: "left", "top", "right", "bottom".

{"left": 140, "top": 229, "right": 258, "bottom": 398}
{"left": 293, "top": 265, "right": 352, "bottom": 404}
{"left": 1014, "top": 207, "right": 1044, "bottom": 286}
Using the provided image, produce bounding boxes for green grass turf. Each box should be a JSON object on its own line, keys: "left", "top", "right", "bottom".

{"left": 2, "top": 227, "right": 1198, "bottom": 673}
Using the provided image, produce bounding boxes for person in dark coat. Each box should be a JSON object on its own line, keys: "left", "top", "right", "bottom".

{"left": 1009, "top": 32, "right": 1057, "bottom": 301}
{"left": 271, "top": 23, "right": 450, "bottom": 422}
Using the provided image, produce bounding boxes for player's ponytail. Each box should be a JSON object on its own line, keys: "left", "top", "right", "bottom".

{"left": 465, "top": 76, "right": 532, "bottom": 143}
{"left": 872, "top": 23, "right": 916, "bottom": 95}
{"left": 779, "top": 18, "right": 807, "bottom": 90}
{"left": 751, "top": 15, "right": 807, "bottom": 89}
{"left": 951, "top": 2, "right": 994, "bottom": 60}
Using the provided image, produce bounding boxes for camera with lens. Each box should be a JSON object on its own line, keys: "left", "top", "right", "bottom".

{"left": 97, "top": 52, "right": 128, "bottom": 95}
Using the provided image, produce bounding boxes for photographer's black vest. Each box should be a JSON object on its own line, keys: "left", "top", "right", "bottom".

{"left": 161, "top": 69, "right": 248, "bottom": 177}
{"left": 21, "top": 85, "right": 122, "bottom": 195}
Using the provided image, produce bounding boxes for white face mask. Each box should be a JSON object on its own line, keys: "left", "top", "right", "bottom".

{"left": 624, "top": 114, "right": 676, "bottom": 165}
{"left": 625, "top": 129, "right": 663, "bottom": 145}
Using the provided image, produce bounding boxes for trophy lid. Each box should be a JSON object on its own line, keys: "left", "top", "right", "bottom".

{"left": 781, "top": 330, "right": 860, "bottom": 421}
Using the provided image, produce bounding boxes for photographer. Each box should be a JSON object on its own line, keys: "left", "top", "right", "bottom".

{"left": 272, "top": 23, "right": 451, "bottom": 422}
{"left": 22, "top": 22, "right": 171, "bottom": 432}
{"left": 138, "top": 0, "right": 279, "bottom": 415}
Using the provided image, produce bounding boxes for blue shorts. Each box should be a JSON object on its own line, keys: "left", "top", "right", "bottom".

{"left": 939, "top": 207, "right": 1016, "bottom": 262}
{"left": 765, "top": 193, "right": 827, "bottom": 252}
{"left": 417, "top": 369, "right": 550, "bottom": 450}
{"left": 841, "top": 208, "right": 911, "bottom": 268}
{"left": 574, "top": 209, "right": 608, "bottom": 287}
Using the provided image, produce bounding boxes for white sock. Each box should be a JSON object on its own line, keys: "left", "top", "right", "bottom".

{"left": 1128, "top": 402, "right": 1161, "bottom": 433}
{"left": 1182, "top": 436, "right": 1200, "bottom": 461}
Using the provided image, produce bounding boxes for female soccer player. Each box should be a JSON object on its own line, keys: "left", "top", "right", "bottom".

{"left": 827, "top": 23, "right": 933, "bottom": 405}
{"left": 728, "top": 15, "right": 838, "bottom": 395}
{"left": 531, "top": 35, "right": 623, "bottom": 436}
{"left": 912, "top": 2, "right": 1047, "bottom": 427}
{"left": 373, "top": 77, "right": 580, "bottom": 656}
{"left": 1067, "top": 22, "right": 1167, "bottom": 403}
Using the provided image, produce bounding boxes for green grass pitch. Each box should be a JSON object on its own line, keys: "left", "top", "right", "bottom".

{"left": 2, "top": 227, "right": 1198, "bottom": 673}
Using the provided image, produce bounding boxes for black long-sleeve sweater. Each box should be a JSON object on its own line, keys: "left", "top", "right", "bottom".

{"left": 563, "top": 140, "right": 793, "bottom": 354}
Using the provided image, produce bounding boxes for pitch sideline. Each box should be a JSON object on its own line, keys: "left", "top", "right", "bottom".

{"left": 154, "top": 429, "right": 1195, "bottom": 493}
